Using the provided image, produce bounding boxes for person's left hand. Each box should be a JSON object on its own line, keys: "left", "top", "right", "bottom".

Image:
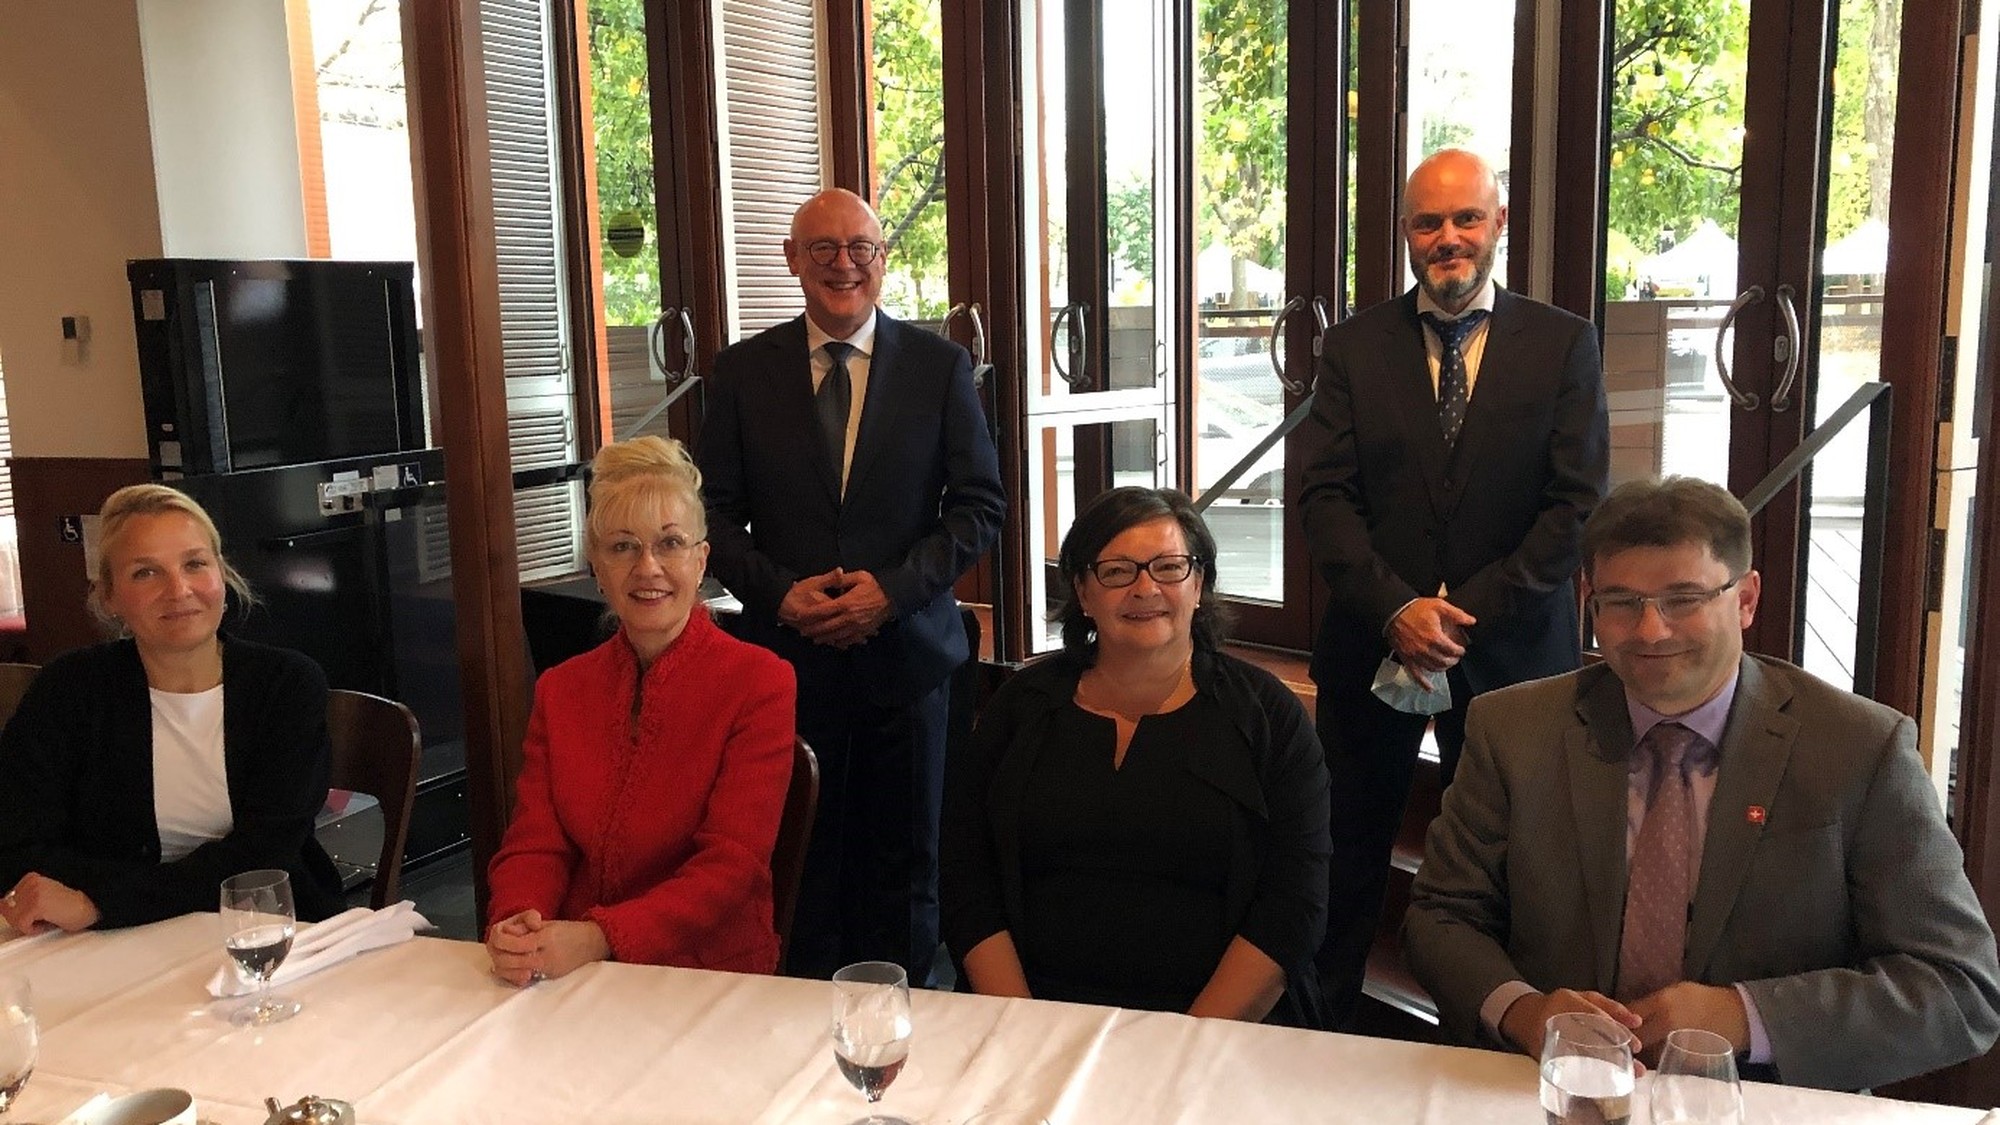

{"left": 485, "top": 909, "right": 610, "bottom": 986}
{"left": 794, "top": 569, "right": 893, "bottom": 648}
{"left": 1629, "top": 981, "right": 1750, "bottom": 1063}
{"left": 1, "top": 872, "right": 101, "bottom": 933}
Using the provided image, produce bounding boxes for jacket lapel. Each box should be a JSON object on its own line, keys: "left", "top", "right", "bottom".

{"left": 768, "top": 317, "right": 841, "bottom": 503}
{"left": 844, "top": 311, "right": 899, "bottom": 500}
{"left": 1569, "top": 665, "right": 1639, "bottom": 991}
{"left": 1686, "top": 656, "right": 1797, "bottom": 978}
{"left": 1382, "top": 293, "right": 1455, "bottom": 518}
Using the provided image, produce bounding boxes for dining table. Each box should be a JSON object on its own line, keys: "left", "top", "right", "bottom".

{"left": 1, "top": 913, "right": 1989, "bottom": 1124}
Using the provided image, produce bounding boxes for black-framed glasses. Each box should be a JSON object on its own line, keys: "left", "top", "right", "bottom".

{"left": 804, "top": 239, "right": 884, "bottom": 267}
{"left": 1589, "top": 576, "right": 1742, "bottom": 627}
{"left": 1087, "top": 553, "right": 1201, "bottom": 589}
{"left": 602, "top": 534, "right": 706, "bottom": 567}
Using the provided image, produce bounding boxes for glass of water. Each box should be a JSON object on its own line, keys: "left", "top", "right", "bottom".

{"left": 220, "top": 870, "right": 299, "bottom": 1026}
{"left": 831, "top": 961, "right": 913, "bottom": 1125}
{"left": 0, "top": 976, "right": 33, "bottom": 1117}
{"left": 1540, "top": 1010, "right": 1635, "bottom": 1125}
{"left": 1650, "top": 1028, "right": 1743, "bottom": 1125}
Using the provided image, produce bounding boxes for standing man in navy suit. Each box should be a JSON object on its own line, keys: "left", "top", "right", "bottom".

{"left": 1298, "top": 149, "right": 1609, "bottom": 1025}
{"left": 700, "top": 188, "right": 1005, "bottom": 982}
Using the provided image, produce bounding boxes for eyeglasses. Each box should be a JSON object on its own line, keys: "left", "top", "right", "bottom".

{"left": 804, "top": 239, "right": 884, "bottom": 267}
{"left": 1086, "top": 553, "right": 1201, "bottom": 589}
{"left": 1589, "top": 576, "right": 1742, "bottom": 627}
{"left": 601, "top": 534, "right": 705, "bottom": 566}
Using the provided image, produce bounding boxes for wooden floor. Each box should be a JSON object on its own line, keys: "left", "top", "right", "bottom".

{"left": 1803, "top": 521, "right": 1863, "bottom": 689}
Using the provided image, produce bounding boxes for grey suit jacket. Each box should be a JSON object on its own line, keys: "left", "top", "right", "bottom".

{"left": 1405, "top": 655, "right": 2000, "bottom": 1091}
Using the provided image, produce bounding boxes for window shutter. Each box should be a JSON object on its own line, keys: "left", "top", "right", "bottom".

{"left": 717, "top": 0, "right": 824, "bottom": 338}
{"left": 479, "top": 0, "right": 583, "bottom": 580}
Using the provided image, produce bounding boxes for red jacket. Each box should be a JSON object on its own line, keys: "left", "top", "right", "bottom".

{"left": 488, "top": 607, "right": 797, "bottom": 971}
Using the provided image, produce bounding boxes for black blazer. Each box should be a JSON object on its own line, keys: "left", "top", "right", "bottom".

{"left": 0, "top": 635, "right": 342, "bottom": 927}
{"left": 941, "top": 649, "right": 1332, "bottom": 1027}
{"left": 700, "top": 312, "right": 1006, "bottom": 705}
{"left": 1298, "top": 287, "right": 1609, "bottom": 698}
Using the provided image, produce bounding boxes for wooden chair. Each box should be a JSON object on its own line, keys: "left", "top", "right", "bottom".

{"left": 325, "top": 689, "right": 422, "bottom": 909}
{"left": 0, "top": 663, "right": 39, "bottom": 732}
{"left": 772, "top": 736, "right": 820, "bottom": 971}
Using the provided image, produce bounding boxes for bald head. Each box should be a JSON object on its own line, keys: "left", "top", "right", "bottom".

{"left": 785, "top": 189, "right": 886, "bottom": 338}
{"left": 1400, "top": 149, "right": 1507, "bottom": 314}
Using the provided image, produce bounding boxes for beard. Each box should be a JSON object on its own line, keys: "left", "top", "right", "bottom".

{"left": 1414, "top": 242, "right": 1497, "bottom": 308}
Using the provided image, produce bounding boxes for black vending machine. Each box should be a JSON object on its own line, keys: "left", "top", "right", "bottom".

{"left": 128, "top": 258, "right": 469, "bottom": 887}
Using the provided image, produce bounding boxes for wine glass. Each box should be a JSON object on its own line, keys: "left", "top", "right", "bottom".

{"left": 1539, "top": 1011, "right": 1636, "bottom": 1125}
{"left": 0, "top": 975, "right": 34, "bottom": 1117}
{"left": 831, "top": 961, "right": 914, "bottom": 1125}
{"left": 219, "top": 870, "right": 300, "bottom": 1026}
{"left": 1650, "top": 1028, "right": 1743, "bottom": 1125}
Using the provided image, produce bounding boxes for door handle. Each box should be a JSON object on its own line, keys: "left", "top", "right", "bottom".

{"left": 1268, "top": 297, "right": 1308, "bottom": 395}
{"left": 648, "top": 307, "right": 675, "bottom": 383}
{"left": 939, "top": 302, "right": 989, "bottom": 368}
{"left": 1770, "top": 284, "right": 1802, "bottom": 413}
{"left": 672, "top": 306, "right": 697, "bottom": 385}
{"left": 1051, "top": 302, "right": 1091, "bottom": 392}
{"left": 1713, "top": 286, "right": 1765, "bottom": 411}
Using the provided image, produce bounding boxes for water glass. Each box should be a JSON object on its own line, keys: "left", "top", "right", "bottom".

{"left": 1540, "top": 1010, "right": 1636, "bottom": 1125}
{"left": 219, "top": 870, "right": 300, "bottom": 1026}
{"left": 1650, "top": 1028, "right": 1743, "bottom": 1125}
{"left": 831, "top": 961, "right": 913, "bottom": 1125}
{"left": 0, "top": 976, "right": 33, "bottom": 1116}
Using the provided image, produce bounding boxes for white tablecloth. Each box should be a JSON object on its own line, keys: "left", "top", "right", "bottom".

{"left": 1, "top": 916, "right": 1986, "bottom": 1124}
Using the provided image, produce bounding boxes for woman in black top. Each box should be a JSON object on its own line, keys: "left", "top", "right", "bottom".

{"left": 942, "top": 487, "right": 1331, "bottom": 1025}
{"left": 0, "top": 484, "right": 340, "bottom": 932}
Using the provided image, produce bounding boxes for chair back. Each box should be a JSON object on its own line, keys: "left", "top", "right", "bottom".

{"left": 325, "top": 689, "right": 422, "bottom": 909}
{"left": 0, "top": 663, "right": 38, "bottom": 733}
{"left": 772, "top": 736, "right": 820, "bottom": 971}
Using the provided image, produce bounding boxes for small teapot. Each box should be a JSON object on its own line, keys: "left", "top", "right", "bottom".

{"left": 262, "top": 1096, "right": 356, "bottom": 1125}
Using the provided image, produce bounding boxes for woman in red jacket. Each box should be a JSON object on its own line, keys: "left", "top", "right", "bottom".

{"left": 485, "top": 436, "right": 797, "bottom": 983}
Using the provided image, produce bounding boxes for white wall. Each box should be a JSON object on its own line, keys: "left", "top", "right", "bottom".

{"left": 136, "top": 0, "right": 309, "bottom": 258}
{"left": 0, "top": 0, "right": 162, "bottom": 459}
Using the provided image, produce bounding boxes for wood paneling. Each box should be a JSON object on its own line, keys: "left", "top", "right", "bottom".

{"left": 9, "top": 457, "right": 150, "bottom": 662}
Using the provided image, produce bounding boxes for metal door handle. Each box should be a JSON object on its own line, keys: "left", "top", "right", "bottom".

{"left": 1771, "top": 284, "right": 1802, "bottom": 412}
{"left": 968, "top": 302, "right": 987, "bottom": 368}
{"left": 1713, "top": 286, "right": 1765, "bottom": 411}
{"left": 1051, "top": 303, "right": 1090, "bottom": 392}
{"left": 672, "top": 307, "right": 697, "bottom": 384}
{"left": 1268, "top": 297, "right": 1308, "bottom": 395}
{"left": 649, "top": 307, "right": 675, "bottom": 383}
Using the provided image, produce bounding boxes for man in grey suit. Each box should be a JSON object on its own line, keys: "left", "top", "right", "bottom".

{"left": 1406, "top": 477, "right": 2000, "bottom": 1090}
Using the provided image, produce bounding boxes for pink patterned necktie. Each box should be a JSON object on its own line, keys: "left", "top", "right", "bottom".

{"left": 1616, "top": 721, "right": 1698, "bottom": 1001}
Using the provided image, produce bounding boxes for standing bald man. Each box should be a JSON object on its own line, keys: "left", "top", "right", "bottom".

{"left": 700, "top": 189, "right": 1005, "bottom": 981}
{"left": 1298, "top": 149, "right": 1609, "bottom": 1024}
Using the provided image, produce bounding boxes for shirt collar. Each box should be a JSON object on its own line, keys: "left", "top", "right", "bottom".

{"left": 805, "top": 310, "right": 879, "bottom": 358}
{"left": 1415, "top": 277, "right": 1498, "bottom": 322}
{"left": 1626, "top": 668, "right": 1738, "bottom": 773}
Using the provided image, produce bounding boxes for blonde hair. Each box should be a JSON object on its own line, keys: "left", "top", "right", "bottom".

{"left": 88, "top": 483, "right": 254, "bottom": 631}
{"left": 586, "top": 435, "right": 706, "bottom": 550}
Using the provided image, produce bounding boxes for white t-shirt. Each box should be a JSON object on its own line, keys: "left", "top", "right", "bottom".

{"left": 151, "top": 684, "right": 232, "bottom": 862}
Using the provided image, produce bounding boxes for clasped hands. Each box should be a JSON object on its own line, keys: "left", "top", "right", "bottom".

{"left": 484, "top": 909, "right": 611, "bottom": 987}
{"left": 1, "top": 872, "right": 101, "bottom": 934}
{"left": 1500, "top": 983, "right": 1752, "bottom": 1072}
{"left": 779, "top": 568, "right": 892, "bottom": 649}
{"left": 1388, "top": 597, "right": 1477, "bottom": 690}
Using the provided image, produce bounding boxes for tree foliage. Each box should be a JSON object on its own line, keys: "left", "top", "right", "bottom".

{"left": 587, "top": 0, "right": 659, "bottom": 327}
{"left": 1195, "top": 0, "right": 1287, "bottom": 306}
{"left": 872, "top": 0, "right": 950, "bottom": 318}
{"left": 1607, "top": 0, "right": 1749, "bottom": 257}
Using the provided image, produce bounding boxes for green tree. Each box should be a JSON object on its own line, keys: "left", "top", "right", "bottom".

{"left": 586, "top": 0, "right": 659, "bottom": 327}
{"left": 872, "top": 0, "right": 950, "bottom": 318}
{"left": 1195, "top": 0, "right": 1287, "bottom": 307}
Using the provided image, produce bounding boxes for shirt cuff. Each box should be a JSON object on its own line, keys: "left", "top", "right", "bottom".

{"left": 1480, "top": 980, "right": 1542, "bottom": 1045}
{"left": 1734, "top": 983, "right": 1771, "bottom": 1064}
{"left": 1384, "top": 598, "right": 1422, "bottom": 638}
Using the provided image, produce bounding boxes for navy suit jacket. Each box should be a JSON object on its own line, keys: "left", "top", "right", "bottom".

{"left": 1298, "top": 287, "right": 1608, "bottom": 700}
{"left": 699, "top": 312, "right": 1005, "bottom": 706}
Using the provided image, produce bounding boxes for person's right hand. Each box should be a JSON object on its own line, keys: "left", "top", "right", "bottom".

{"left": 1387, "top": 597, "right": 1477, "bottom": 684}
{"left": 1498, "top": 987, "right": 1644, "bottom": 1063}
{"left": 777, "top": 569, "right": 849, "bottom": 633}
{"left": 485, "top": 908, "right": 547, "bottom": 987}
{"left": 1, "top": 872, "right": 101, "bottom": 934}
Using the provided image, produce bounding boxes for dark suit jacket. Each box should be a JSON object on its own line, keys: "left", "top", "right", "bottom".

{"left": 1298, "top": 287, "right": 1608, "bottom": 698}
{"left": 0, "top": 634, "right": 343, "bottom": 927}
{"left": 1405, "top": 656, "right": 2000, "bottom": 1091}
{"left": 700, "top": 312, "right": 1005, "bottom": 705}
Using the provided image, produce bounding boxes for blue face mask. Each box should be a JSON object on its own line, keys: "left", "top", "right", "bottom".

{"left": 1371, "top": 655, "right": 1453, "bottom": 716}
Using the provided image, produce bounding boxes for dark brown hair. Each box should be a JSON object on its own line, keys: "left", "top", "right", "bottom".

{"left": 1581, "top": 476, "right": 1752, "bottom": 578}
{"left": 1052, "top": 486, "right": 1231, "bottom": 662}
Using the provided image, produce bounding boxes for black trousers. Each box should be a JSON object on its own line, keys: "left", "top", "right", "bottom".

{"left": 786, "top": 666, "right": 951, "bottom": 986}
{"left": 1312, "top": 663, "right": 1471, "bottom": 1029}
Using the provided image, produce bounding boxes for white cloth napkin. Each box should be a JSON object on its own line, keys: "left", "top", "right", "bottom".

{"left": 206, "top": 900, "right": 430, "bottom": 998}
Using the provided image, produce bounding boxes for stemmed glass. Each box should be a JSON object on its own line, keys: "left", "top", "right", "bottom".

{"left": 1539, "top": 1011, "right": 1636, "bottom": 1125}
{"left": 831, "top": 961, "right": 914, "bottom": 1125}
{"left": 219, "top": 870, "right": 300, "bottom": 1026}
{"left": 1650, "top": 1028, "right": 1744, "bottom": 1125}
{"left": 0, "top": 975, "right": 35, "bottom": 1117}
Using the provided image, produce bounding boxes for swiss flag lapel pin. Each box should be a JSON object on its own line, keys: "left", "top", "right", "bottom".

{"left": 1746, "top": 805, "right": 1768, "bottom": 825}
